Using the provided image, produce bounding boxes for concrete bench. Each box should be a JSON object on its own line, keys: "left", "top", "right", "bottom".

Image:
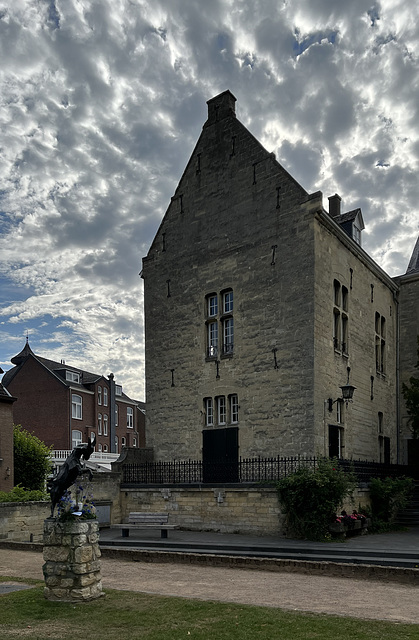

{"left": 111, "top": 512, "right": 178, "bottom": 539}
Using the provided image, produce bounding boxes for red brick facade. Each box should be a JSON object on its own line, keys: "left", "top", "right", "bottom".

{"left": 2, "top": 343, "right": 145, "bottom": 454}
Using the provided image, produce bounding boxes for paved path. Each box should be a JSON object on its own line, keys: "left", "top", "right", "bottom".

{"left": 1, "top": 548, "right": 418, "bottom": 624}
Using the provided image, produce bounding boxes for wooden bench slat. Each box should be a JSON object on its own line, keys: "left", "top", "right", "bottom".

{"left": 110, "top": 511, "right": 177, "bottom": 539}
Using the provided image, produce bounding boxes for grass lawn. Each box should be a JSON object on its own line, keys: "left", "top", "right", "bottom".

{"left": 0, "top": 577, "right": 418, "bottom": 640}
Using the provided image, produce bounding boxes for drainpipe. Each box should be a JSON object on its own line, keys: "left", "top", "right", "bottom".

{"left": 394, "top": 291, "right": 401, "bottom": 464}
{"left": 108, "top": 373, "right": 116, "bottom": 454}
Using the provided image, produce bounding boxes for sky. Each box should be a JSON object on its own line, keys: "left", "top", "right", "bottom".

{"left": 0, "top": 0, "right": 418, "bottom": 401}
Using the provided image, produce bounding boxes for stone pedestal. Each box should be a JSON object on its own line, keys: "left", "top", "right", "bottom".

{"left": 43, "top": 518, "right": 104, "bottom": 601}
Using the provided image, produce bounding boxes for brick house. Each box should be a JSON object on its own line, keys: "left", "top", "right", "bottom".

{"left": 2, "top": 340, "right": 145, "bottom": 454}
{"left": 141, "top": 90, "right": 419, "bottom": 470}
{"left": 0, "top": 368, "right": 16, "bottom": 491}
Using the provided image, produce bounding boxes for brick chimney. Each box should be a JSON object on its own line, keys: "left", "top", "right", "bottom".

{"left": 206, "top": 90, "right": 236, "bottom": 126}
{"left": 328, "top": 194, "right": 342, "bottom": 218}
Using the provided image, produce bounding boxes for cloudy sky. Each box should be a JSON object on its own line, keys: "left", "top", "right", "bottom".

{"left": 1, "top": 0, "right": 418, "bottom": 400}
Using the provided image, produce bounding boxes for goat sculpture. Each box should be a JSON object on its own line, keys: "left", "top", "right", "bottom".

{"left": 48, "top": 435, "right": 96, "bottom": 518}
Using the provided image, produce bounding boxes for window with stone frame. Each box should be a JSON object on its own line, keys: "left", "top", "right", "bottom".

{"left": 333, "top": 279, "right": 348, "bottom": 353}
{"left": 205, "top": 289, "right": 234, "bottom": 358}
{"left": 204, "top": 394, "right": 239, "bottom": 426}
{"left": 375, "top": 312, "right": 386, "bottom": 374}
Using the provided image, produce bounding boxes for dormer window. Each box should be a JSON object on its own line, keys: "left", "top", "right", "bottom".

{"left": 353, "top": 222, "right": 361, "bottom": 245}
{"left": 115, "top": 385, "right": 122, "bottom": 396}
{"left": 66, "top": 370, "right": 80, "bottom": 383}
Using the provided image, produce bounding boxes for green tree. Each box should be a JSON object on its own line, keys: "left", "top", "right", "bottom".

{"left": 402, "top": 336, "right": 419, "bottom": 439}
{"left": 13, "top": 424, "right": 53, "bottom": 491}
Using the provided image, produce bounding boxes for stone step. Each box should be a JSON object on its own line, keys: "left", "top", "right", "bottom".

{"left": 99, "top": 539, "right": 419, "bottom": 568}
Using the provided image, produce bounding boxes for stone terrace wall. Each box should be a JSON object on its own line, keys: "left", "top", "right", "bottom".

{"left": 0, "top": 501, "right": 50, "bottom": 542}
{"left": 120, "top": 486, "right": 283, "bottom": 535}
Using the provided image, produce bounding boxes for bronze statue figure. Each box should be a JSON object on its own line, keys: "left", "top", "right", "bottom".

{"left": 48, "top": 435, "right": 96, "bottom": 517}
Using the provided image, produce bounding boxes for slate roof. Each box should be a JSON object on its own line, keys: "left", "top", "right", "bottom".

{"left": 2, "top": 341, "right": 139, "bottom": 405}
{"left": 406, "top": 236, "right": 419, "bottom": 274}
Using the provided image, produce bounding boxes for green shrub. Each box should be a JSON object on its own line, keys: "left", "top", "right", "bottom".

{"left": 369, "top": 476, "right": 413, "bottom": 532}
{"left": 0, "top": 484, "right": 47, "bottom": 503}
{"left": 13, "top": 424, "right": 53, "bottom": 491}
{"left": 276, "top": 458, "right": 356, "bottom": 541}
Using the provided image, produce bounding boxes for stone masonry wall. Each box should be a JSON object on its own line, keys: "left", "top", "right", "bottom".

{"left": 120, "top": 486, "right": 283, "bottom": 535}
{"left": 0, "top": 500, "right": 50, "bottom": 542}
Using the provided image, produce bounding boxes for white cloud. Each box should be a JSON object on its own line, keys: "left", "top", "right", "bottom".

{"left": 0, "top": 0, "right": 418, "bottom": 398}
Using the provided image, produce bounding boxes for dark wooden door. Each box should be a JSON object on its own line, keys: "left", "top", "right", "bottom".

{"left": 202, "top": 427, "right": 239, "bottom": 483}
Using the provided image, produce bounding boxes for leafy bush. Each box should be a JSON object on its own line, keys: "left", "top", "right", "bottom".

{"left": 13, "top": 424, "right": 53, "bottom": 491}
{"left": 402, "top": 336, "right": 419, "bottom": 439}
{"left": 0, "top": 484, "right": 47, "bottom": 503}
{"left": 276, "top": 458, "right": 356, "bottom": 541}
{"left": 369, "top": 476, "right": 413, "bottom": 532}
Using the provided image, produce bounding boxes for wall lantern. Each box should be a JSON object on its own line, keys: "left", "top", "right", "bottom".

{"left": 328, "top": 367, "right": 356, "bottom": 411}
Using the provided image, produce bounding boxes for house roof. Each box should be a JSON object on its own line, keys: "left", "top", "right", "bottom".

{"left": 406, "top": 236, "right": 419, "bottom": 274}
{"left": 0, "top": 367, "right": 16, "bottom": 403}
{"left": 2, "top": 341, "right": 140, "bottom": 405}
{"left": 335, "top": 208, "right": 365, "bottom": 229}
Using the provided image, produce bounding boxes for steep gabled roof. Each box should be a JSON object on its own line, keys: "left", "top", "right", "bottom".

{"left": 406, "top": 236, "right": 419, "bottom": 274}
{"left": 2, "top": 340, "right": 139, "bottom": 404}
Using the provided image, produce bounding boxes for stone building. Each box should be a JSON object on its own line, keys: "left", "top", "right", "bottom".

{"left": 141, "top": 90, "right": 418, "bottom": 470}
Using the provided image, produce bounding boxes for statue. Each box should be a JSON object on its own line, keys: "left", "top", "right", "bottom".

{"left": 48, "top": 435, "right": 96, "bottom": 518}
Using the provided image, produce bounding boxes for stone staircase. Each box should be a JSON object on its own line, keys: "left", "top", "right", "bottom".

{"left": 397, "top": 481, "right": 419, "bottom": 526}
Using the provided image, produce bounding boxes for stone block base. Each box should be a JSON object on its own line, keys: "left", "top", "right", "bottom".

{"left": 43, "top": 518, "right": 104, "bottom": 601}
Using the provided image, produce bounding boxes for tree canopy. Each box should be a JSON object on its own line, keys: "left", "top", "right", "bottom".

{"left": 13, "top": 424, "right": 52, "bottom": 491}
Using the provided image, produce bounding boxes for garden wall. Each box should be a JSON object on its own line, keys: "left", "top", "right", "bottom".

{"left": 120, "top": 486, "right": 283, "bottom": 535}
{"left": 0, "top": 500, "right": 50, "bottom": 542}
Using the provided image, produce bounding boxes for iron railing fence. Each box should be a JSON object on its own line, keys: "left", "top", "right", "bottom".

{"left": 121, "top": 456, "right": 414, "bottom": 486}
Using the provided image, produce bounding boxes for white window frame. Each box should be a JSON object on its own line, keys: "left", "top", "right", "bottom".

{"left": 205, "top": 398, "right": 214, "bottom": 426}
{"left": 115, "top": 385, "right": 122, "bottom": 396}
{"left": 98, "top": 443, "right": 102, "bottom": 452}
{"left": 217, "top": 396, "right": 226, "bottom": 425}
{"left": 103, "top": 444, "right": 108, "bottom": 453}
{"left": 223, "top": 317, "right": 234, "bottom": 354}
{"left": 230, "top": 394, "right": 239, "bottom": 424}
{"left": 223, "top": 290, "right": 233, "bottom": 314}
{"left": 72, "top": 394, "right": 82, "bottom": 420}
{"left": 98, "top": 386, "right": 102, "bottom": 405}
{"left": 72, "top": 429, "right": 82, "bottom": 448}
{"left": 98, "top": 413, "right": 102, "bottom": 435}
{"left": 103, "top": 414, "right": 108, "bottom": 436}
{"left": 103, "top": 387, "right": 108, "bottom": 406}
{"left": 66, "top": 370, "right": 80, "bottom": 383}
{"left": 121, "top": 437, "right": 126, "bottom": 447}
{"left": 208, "top": 321, "right": 218, "bottom": 357}
{"left": 133, "top": 436, "right": 137, "bottom": 447}
{"left": 115, "top": 436, "right": 118, "bottom": 453}
{"left": 208, "top": 294, "right": 218, "bottom": 317}
{"left": 127, "top": 406, "right": 134, "bottom": 428}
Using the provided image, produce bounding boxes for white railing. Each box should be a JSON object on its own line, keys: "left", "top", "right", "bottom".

{"left": 51, "top": 450, "right": 120, "bottom": 465}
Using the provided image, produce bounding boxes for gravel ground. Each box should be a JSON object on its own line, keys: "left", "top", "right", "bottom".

{"left": 1, "top": 548, "right": 418, "bottom": 624}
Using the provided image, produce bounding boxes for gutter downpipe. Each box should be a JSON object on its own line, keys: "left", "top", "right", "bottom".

{"left": 394, "top": 290, "right": 401, "bottom": 464}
